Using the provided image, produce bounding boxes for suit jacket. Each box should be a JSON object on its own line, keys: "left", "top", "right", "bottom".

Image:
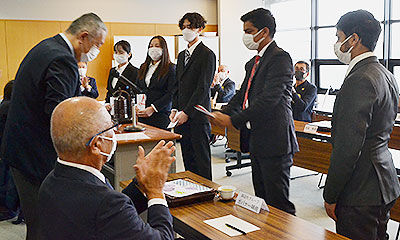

{"left": 172, "top": 42, "right": 216, "bottom": 124}
{"left": 105, "top": 63, "right": 139, "bottom": 103}
{"left": 323, "top": 56, "right": 400, "bottom": 206}
{"left": 81, "top": 76, "right": 99, "bottom": 99}
{"left": 1, "top": 34, "right": 80, "bottom": 182}
{"left": 222, "top": 41, "right": 299, "bottom": 157}
{"left": 211, "top": 78, "right": 236, "bottom": 103}
{"left": 292, "top": 80, "right": 317, "bottom": 122}
{"left": 38, "top": 162, "right": 174, "bottom": 240}
{"left": 135, "top": 63, "right": 177, "bottom": 114}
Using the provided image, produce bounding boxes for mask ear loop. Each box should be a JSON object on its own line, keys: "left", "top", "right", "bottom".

{"left": 340, "top": 34, "right": 356, "bottom": 53}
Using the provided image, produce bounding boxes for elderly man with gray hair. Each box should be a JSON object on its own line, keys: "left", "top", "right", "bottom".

{"left": 38, "top": 97, "right": 175, "bottom": 239}
{"left": 1, "top": 13, "right": 107, "bottom": 239}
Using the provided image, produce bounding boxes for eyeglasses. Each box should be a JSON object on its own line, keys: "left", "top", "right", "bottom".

{"left": 85, "top": 120, "right": 119, "bottom": 147}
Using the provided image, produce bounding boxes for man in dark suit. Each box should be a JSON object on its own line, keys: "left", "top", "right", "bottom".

{"left": 78, "top": 61, "right": 99, "bottom": 99}
{"left": 211, "top": 8, "right": 298, "bottom": 215}
{"left": 323, "top": 10, "right": 400, "bottom": 240}
{"left": 291, "top": 61, "right": 317, "bottom": 122}
{"left": 38, "top": 97, "right": 175, "bottom": 240}
{"left": 1, "top": 13, "right": 107, "bottom": 239}
{"left": 211, "top": 65, "right": 236, "bottom": 103}
{"left": 170, "top": 12, "right": 216, "bottom": 180}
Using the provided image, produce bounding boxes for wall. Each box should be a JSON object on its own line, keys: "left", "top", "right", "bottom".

{"left": 0, "top": 0, "right": 217, "bottom": 99}
{"left": 218, "top": 0, "right": 266, "bottom": 88}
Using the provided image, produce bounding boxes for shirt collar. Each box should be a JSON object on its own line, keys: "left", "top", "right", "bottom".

{"left": 186, "top": 39, "right": 202, "bottom": 56}
{"left": 345, "top": 51, "right": 375, "bottom": 77}
{"left": 150, "top": 60, "right": 161, "bottom": 67}
{"left": 59, "top": 33, "right": 75, "bottom": 58}
{"left": 116, "top": 62, "right": 129, "bottom": 74}
{"left": 258, "top": 40, "right": 274, "bottom": 58}
{"left": 57, "top": 158, "right": 105, "bottom": 183}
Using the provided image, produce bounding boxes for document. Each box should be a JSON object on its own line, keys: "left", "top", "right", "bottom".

{"left": 115, "top": 132, "right": 150, "bottom": 141}
{"left": 167, "top": 111, "right": 182, "bottom": 129}
{"left": 194, "top": 105, "right": 215, "bottom": 118}
{"left": 163, "top": 179, "right": 212, "bottom": 198}
{"left": 203, "top": 214, "right": 260, "bottom": 237}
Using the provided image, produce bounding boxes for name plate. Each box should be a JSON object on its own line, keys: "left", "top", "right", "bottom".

{"left": 235, "top": 191, "right": 269, "bottom": 214}
{"left": 304, "top": 124, "right": 318, "bottom": 134}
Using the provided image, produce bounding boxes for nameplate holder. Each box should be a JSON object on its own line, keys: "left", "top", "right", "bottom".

{"left": 235, "top": 191, "right": 269, "bottom": 214}
{"left": 304, "top": 124, "right": 318, "bottom": 134}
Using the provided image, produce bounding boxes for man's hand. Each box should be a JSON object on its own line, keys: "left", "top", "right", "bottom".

{"left": 137, "top": 107, "right": 155, "bottom": 118}
{"left": 210, "top": 111, "right": 233, "bottom": 128}
{"left": 134, "top": 140, "right": 176, "bottom": 200}
{"left": 169, "top": 110, "right": 177, "bottom": 122}
{"left": 175, "top": 111, "right": 188, "bottom": 126}
{"left": 324, "top": 201, "right": 337, "bottom": 222}
{"left": 81, "top": 76, "right": 89, "bottom": 89}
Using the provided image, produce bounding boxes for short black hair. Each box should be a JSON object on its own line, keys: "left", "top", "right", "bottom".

{"left": 114, "top": 40, "right": 132, "bottom": 60}
{"left": 179, "top": 12, "right": 207, "bottom": 30}
{"left": 295, "top": 61, "right": 310, "bottom": 72}
{"left": 3, "top": 80, "right": 14, "bottom": 101}
{"left": 336, "top": 10, "right": 381, "bottom": 51}
{"left": 241, "top": 8, "right": 276, "bottom": 38}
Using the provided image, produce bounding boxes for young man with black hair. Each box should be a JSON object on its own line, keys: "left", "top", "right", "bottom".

{"left": 323, "top": 10, "right": 400, "bottom": 240}
{"left": 211, "top": 8, "right": 298, "bottom": 215}
{"left": 291, "top": 61, "right": 317, "bottom": 122}
{"left": 170, "top": 12, "right": 216, "bottom": 180}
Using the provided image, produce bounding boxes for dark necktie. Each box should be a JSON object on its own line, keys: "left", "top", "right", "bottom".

{"left": 184, "top": 49, "right": 191, "bottom": 66}
{"left": 242, "top": 55, "right": 261, "bottom": 109}
{"left": 105, "top": 178, "right": 114, "bottom": 190}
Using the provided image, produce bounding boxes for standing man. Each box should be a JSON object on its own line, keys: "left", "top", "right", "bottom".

{"left": 323, "top": 10, "right": 400, "bottom": 240}
{"left": 211, "top": 8, "right": 298, "bottom": 215}
{"left": 291, "top": 61, "right": 317, "bottom": 122}
{"left": 211, "top": 65, "right": 236, "bottom": 103}
{"left": 170, "top": 12, "right": 216, "bottom": 180}
{"left": 1, "top": 13, "right": 107, "bottom": 239}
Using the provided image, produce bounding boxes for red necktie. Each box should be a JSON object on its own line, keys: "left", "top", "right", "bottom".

{"left": 242, "top": 55, "right": 261, "bottom": 109}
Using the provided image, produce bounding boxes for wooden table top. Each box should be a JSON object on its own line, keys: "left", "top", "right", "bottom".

{"left": 121, "top": 171, "right": 348, "bottom": 240}
{"left": 115, "top": 123, "right": 181, "bottom": 145}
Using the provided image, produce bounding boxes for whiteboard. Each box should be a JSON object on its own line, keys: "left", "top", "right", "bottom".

{"left": 113, "top": 36, "right": 175, "bottom": 68}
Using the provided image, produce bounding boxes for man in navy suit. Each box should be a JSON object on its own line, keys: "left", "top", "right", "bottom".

{"left": 78, "top": 61, "right": 99, "bottom": 99}
{"left": 1, "top": 13, "right": 107, "bottom": 239}
{"left": 38, "top": 97, "right": 175, "bottom": 240}
{"left": 211, "top": 65, "right": 236, "bottom": 103}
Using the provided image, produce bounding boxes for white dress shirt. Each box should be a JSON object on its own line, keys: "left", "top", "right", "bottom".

{"left": 112, "top": 63, "right": 129, "bottom": 88}
{"left": 186, "top": 39, "right": 202, "bottom": 56}
{"left": 59, "top": 33, "right": 75, "bottom": 58}
{"left": 345, "top": 51, "right": 375, "bottom": 77}
{"left": 144, "top": 61, "right": 160, "bottom": 87}
{"left": 57, "top": 158, "right": 167, "bottom": 208}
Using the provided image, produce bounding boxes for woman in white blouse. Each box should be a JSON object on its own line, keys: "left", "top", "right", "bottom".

{"left": 135, "top": 36, "right": 176, "bottom": 130}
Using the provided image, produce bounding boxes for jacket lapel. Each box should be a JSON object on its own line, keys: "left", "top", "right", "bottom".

{"left": 180, "top": 42, "right": 203, "bottom": 76}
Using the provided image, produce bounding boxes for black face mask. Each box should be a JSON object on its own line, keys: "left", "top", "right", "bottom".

{"left": 294, "top": 70, "right": 306, "bottom": 80}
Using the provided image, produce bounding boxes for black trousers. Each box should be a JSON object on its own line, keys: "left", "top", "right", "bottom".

{"left": 138, "top": 112, "right": 170, "bottom": 130}
{"left": 11, "top": 167, "right": 41, "bottom": 240}
{"left": 250, "top": 153, "right": 296, "bottom": 215}
{"left": 335, "top": 200, "right": 396, "bottom": 240}
{"left": 176, "top": 121, "right": 212, "bottom": 180}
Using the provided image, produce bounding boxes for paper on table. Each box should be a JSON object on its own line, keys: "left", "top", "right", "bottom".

{"left": 163, "top": 179, "right": 212, "bottom": 198}
{"left": 307, "top": 120, "right": 331, "bottom": 129}
{"left": 203, "top": 214, "right": 260, "bottom": 237}
{"left": 116, "top": 132, "right": 150, "bottom": 141}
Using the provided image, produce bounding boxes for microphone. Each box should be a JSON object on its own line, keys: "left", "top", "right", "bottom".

{"left": 111, "top": 69, "right": 143, "bottom": 94}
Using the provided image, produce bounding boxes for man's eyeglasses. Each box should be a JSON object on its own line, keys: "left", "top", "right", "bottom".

{"left": 85, "top": 121, "right": 119, "bottom": 147}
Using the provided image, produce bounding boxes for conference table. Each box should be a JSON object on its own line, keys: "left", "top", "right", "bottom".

{"left": 104, "top": 123, "right": 181, "bottom": 191}
{"left": 121, "top": 171, "right": 348, "bottom": 240}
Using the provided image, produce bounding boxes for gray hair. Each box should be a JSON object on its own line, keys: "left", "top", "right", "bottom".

{"left": 66, "top": 13, "right": 107, "bottom": 38}
{"left": 50, "top": 97, "right": 109, "bottom": 158}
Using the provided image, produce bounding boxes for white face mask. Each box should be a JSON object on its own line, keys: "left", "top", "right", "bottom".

{"left": 182, "top": 28, "right": 198, "bottom": 42}
{"left": 242, "top": 29, "right": 265, "bottom": 50}
{"left": 217, "top": 72, "right": 227, "bottom": 82}
{"left": 78, "top": 68, "right": 87, "bottom": 77}
{"left": 334, "top": 34, "right": 354, "bottom": 65}
{"left": 114, "top": 53, "right": 129, "bottom": 65}
{"left": 148, "top": 47, "right": 163, "bottom": 61}
{"left": 99, "top": 131, "right": 117, "bottom": 162}
{"left": 80, "top": 45, "right": 100, "bottom": 62}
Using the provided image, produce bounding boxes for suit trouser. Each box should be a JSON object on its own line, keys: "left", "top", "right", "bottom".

{"left": 250, "top": 153, "right": 296, "bottom": 215}
{"left": 335, "top": 200, "right": 396, "bottom": 240}
{"left": 177, "top": 121, "right": 212, "bottom": 180}
{"left": 11, "top": 167, "right": 40, "bottom": 240}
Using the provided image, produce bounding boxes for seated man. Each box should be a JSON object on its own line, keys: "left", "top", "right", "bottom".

{"left": 38, "top": 96, "right": 175, "bottom": 240}
{"left": 78, "top": 62, "right": 99, "bottom": 99}
{"left": 291, "top": 61, "right": 317, "bottom": 122}
{"left": 211, "top": 65, "right": 236, "bottom": 103}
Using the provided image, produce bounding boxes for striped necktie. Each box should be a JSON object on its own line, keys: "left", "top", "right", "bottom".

{"left": 184, "top": 49, "right": 191, "bottom": 66}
